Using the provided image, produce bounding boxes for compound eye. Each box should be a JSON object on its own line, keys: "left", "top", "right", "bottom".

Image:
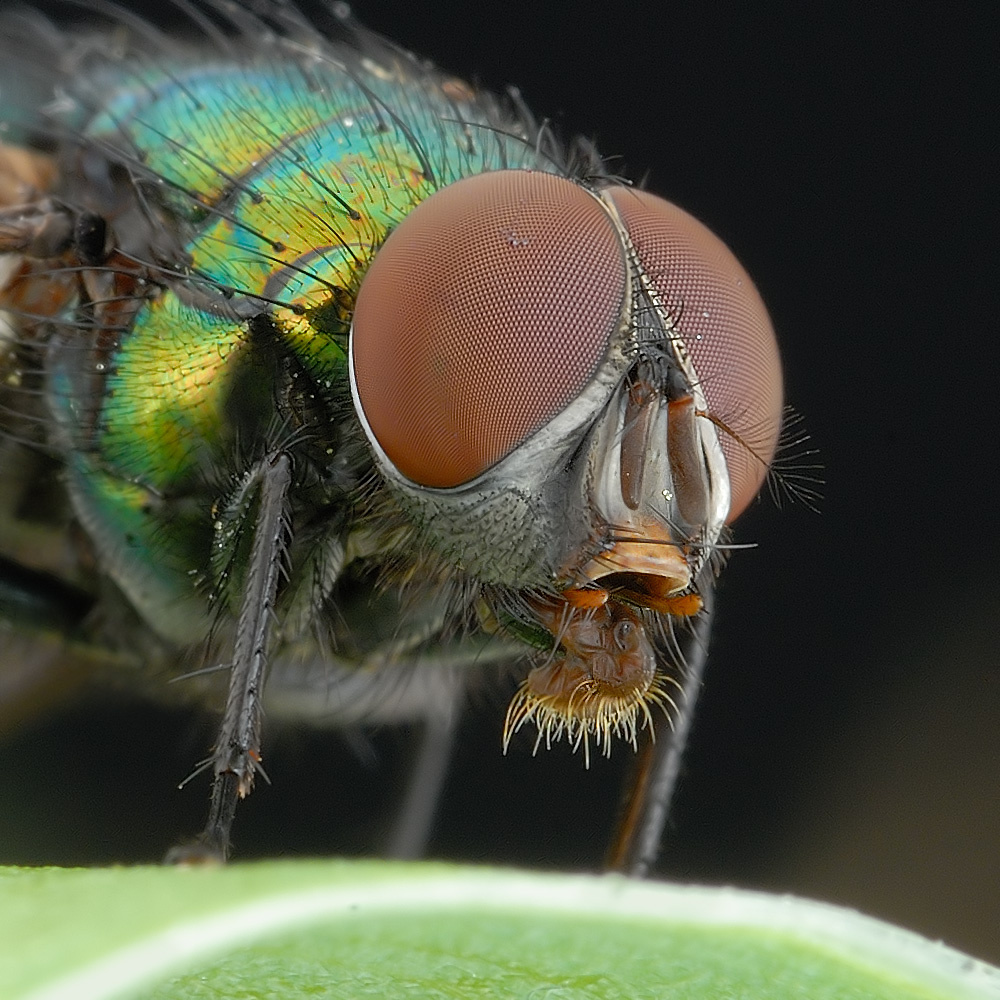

{"left": 351, "top": 170, "right": 627, "bottom": 488}
{"left": 608, "top": 188, "right": 783, "bottom": 522}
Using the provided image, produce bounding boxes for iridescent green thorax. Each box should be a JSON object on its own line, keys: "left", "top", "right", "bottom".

{"left": 77, "top": 57, "right": 547, "bottom": 489}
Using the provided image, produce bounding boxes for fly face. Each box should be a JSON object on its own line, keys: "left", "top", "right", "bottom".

{"left": 0, "top": 1, "right": 785, "bottom": 863}
{"left": 350, "top": 171, "right": 782, "bottom": 761}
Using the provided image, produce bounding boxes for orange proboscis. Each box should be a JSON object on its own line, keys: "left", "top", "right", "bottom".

{"left": 504, "top": 588, "right": 693, "bottom": 764}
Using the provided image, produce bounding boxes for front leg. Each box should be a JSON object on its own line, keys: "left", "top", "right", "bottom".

{"left": 170, "top": 450, "right": 292, "bottom": 861}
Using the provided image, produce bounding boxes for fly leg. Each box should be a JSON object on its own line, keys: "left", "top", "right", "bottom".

{"left": 169, "top": 451, "right": 292, "bottom": 862}
{"left": 384, "top": 675, "right": 464, "bottom": 859}
{"left": 604, "top": 573, "right": 715, "bottom": 877}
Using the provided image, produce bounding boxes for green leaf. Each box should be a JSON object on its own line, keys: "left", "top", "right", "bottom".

{"left": 2, "top": 861, "right": 998, "bottom": 999}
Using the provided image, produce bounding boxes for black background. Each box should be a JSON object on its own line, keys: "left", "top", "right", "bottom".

{"left": 2, "top": 0, "right": 997, "bottom": 965}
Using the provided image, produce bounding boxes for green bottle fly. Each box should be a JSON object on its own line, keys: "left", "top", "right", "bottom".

{"left": 0, "top": 1, "right": 784, "bottom": 861}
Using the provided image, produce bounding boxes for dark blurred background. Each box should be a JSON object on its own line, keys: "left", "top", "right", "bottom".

{"left": 2, "top": 0, "right": 996, "bottom": 966}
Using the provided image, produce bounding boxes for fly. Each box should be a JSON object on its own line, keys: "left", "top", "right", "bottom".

{"left": 0, "top": 1, "right": 788, "bottom": 869}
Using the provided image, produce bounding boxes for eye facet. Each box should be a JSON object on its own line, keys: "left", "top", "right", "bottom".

{"left": 351, "top": 170, "right": 627, "bottom": 488}
{"left": 608, "top": 188, "right": 783, "bottom": 522}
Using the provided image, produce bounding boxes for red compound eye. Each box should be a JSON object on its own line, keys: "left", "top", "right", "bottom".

{"left": 608, "top": 188, "right": 783, "bottom": 522}
{"left": 351, "top": 170, "right": 627, "bottom": 488}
